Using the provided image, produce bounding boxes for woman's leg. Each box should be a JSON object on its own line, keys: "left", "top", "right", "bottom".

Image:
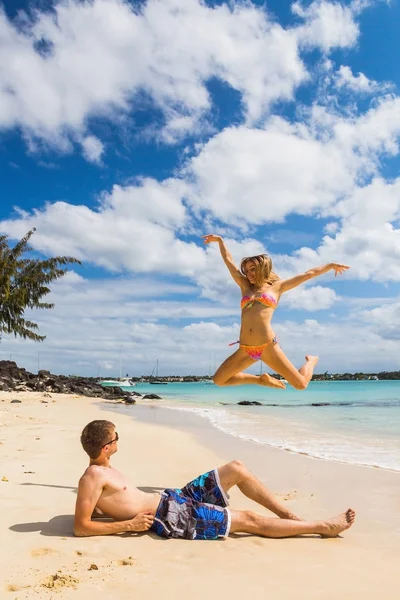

{"left": 261, "top": 343, "right": 318, "bottom": 390}
{"left": 229, "top": 508, "right": 355, "bottom": 538}
{"left": 213, "top": 349, "right": 285, "bottom": 389}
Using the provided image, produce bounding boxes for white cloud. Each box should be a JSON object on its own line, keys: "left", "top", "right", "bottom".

{"left": 3, "top": 78, "right": 400, "bottom": 287}
{"left": 281, "top": 285, "right": 338, "bottom": 311}
{"left": 187, "top": 120, "right": 356, "bottom": 225}
{"left": 1, "top": 0, "right": 400, "bottom": 381}
{"left": 0, "top": 0, "right": 372, "bottom": 156}
{"left": 342, "top": 96, "right": 400, "bottom": 156}
{"left": 285, "top": 178, "right": 400, "bottom": 282}
{"left": 81, "top": 135, "right": 104, "bottom": 163}
{"left": 3, "top": 88, "right": 400, "bottom": 286}
{"left": 335, "top": 65, "right": 381, "bottom": 93}
{"left": 293, "top": 0, "right": 359, "bottom": 51}
{"left": 0, "top": 0, "right": 310, "bottom": 154}
{"left": 1, "top": 296, "right": 399, "bottom": 376}
{"left": 360, "top": 300, "right": 400, "bottom": 340}
{"left": 0, "top": 177, "right": 207, "bottom": 275}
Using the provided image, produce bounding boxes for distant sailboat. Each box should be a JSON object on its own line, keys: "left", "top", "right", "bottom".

{"left": 100, "top": 351, "right": 135, "bottom": 387}
{"left": 149, "top": 359, "right": 168, "bottom": 384}
{"left": 100, "top": 377, "right": 135, "bottom": 387}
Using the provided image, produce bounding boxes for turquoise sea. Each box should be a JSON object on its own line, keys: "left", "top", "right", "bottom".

{"left": 113, "top": 380, "right": 400, "bottom": 472}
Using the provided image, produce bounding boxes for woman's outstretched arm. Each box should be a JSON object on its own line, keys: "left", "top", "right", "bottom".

{"left": 202, "top": 234, "right": 247, "bottom": 288}
{"left": 278, "top": 263, "right": 349, "bottom": 294}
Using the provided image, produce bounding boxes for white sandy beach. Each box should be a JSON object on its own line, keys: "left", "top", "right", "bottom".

{"left": 1, "top": 390, "right": 399, "bottom": 599}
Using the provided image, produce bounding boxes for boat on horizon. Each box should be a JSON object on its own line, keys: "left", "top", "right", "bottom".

{"left": 149, "top": 359, "right": 168, "bottom": 384}
{"left": 100, "top": 377, "right": 136, "bottom": 387}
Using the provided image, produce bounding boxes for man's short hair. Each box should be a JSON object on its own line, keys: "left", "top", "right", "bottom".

{"left": 80, "top": 420, "right": 115, "bottom": 459}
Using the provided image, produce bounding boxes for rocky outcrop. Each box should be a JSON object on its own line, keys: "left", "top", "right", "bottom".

{"left": 0, "top": 360, "right": 138, "bottom": 403}
{"left": 237, "top": 400, "right": 263, "bottom": 406}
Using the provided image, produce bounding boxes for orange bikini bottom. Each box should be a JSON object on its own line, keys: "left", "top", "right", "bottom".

{"left": 229, "top": 336, "right": 279, "bottom": 361}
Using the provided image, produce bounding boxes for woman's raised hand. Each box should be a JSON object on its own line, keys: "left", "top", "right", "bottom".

{"left": 202, "top": 234, "right": 222, "bottom": 244}
{"left": 331, "top": 263, "right": 350, "bottom": 277}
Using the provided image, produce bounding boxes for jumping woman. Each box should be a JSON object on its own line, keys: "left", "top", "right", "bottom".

{"left": 202, "top": 235, "right": 349, "bottom": 390}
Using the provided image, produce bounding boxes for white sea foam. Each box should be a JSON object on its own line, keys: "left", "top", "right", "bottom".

{"left": 162, "top": 402, "right": 400, "bottom": 472}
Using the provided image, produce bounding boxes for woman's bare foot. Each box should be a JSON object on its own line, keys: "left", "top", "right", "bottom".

{"left": 320, "top": 509, "right": 356, "bottom": 537}
{"left": 305, "top": 355, "right": 319, "bottom": 366}
{"left": 259, "top": 373, "right": 286, "bottom": 389}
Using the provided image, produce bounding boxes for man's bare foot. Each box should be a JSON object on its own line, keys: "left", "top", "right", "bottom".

{"left": 259, "top": 373, "right": 286, "bottom": 389}
{"left": 305, "top": 355, "right": 319, "bottom": 366}
{"left": 320, "top": 509, "right": 356, "bottom": 537}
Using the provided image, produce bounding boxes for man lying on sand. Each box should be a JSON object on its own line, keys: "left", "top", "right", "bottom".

{"left": 74, "top": 420, "right": 355, "bottom": 540}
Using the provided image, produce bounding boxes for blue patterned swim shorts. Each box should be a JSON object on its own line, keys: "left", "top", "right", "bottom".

{"left": 151, "top": 469, "right": 231, "bottom": 540}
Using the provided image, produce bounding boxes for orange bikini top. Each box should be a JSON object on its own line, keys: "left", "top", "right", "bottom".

{"left": 241, "top": 293, "right": 277, "bottom": 310}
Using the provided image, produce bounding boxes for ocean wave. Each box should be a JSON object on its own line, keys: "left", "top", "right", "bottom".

{"left": 162, "top": 404, "right": 400, "bottom": 472}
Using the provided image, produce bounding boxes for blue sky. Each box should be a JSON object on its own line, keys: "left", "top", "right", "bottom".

{"left": 1, "top": 0, "right": 400, "bottom": 377}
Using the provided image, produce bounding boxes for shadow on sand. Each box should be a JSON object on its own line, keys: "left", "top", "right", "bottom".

{"left": 9, "top": 514, "right": 165, "bottom": 540}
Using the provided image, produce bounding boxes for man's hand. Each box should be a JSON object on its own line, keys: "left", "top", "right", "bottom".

{"left": 202, "top": 234, "right": 222, "bottom": 244}
{"left": 126, "top": 511, "right": 155, "bottom": 532}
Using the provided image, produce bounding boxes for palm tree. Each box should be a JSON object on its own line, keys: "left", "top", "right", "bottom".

{"left": 0, "top": 228, "right": 80, "bottom": 341}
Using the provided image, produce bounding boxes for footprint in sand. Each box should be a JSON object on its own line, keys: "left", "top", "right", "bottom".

{"left": 6, "top": 583, "right": 29, "bottom": 592}
{"left": 41, "top": 573, "right": 79, "bottom": 590}
{"left": 30, "top": 547, "right": 58, "bottom": 557}
{"left": 116, "top": 557, "right": 135, "bottom": 566}
{"left": 276, "top": 490, "right": 298, "bottom": 501}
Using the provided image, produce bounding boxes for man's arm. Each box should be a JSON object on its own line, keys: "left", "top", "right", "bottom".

{"left": 278, "top": 263, "right": 349, "bottom": 294}
{"left": 74, "top": 471, "right": 154, "bottom": 536}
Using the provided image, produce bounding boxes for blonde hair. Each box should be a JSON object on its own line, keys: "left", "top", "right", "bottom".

{"left": 240, "top": 255, "right": 280, "bottom": 288}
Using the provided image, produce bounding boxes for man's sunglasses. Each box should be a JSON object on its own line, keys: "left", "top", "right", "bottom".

{"left": 101, "top": 431, "right": 119, "bottom": 448}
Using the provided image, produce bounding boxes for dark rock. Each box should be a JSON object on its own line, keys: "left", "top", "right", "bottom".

{"left": 142, "top": 394, "right": 162, "bottom": 400}
{"left": 237, "top": 400, "right": 262, "bottom": 406}
{"left": 124, "top": 396, "right": 136, "bottom": 404}
{"left": 25, "top": 380, "right": 37, "bottom": 390}
{"left": 50, "top": 382, "right": 65, "bottom": 393}
{"left": 0, "top": 360, "right": 135, "bottom": 402}
{"left": 11, "top": 399, "right": 22, "bottom": 403}
{"left": 14, "top": 384, "right": 29, "bottom": 391}
{"left": 38, "top": 370, "right": 51, "bottom": 378}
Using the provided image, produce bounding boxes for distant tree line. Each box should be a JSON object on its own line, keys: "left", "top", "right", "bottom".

{"left": 127, "top": 372, "right": 400, "bottom": 382}
{"left": 310, "top": 372, "right": 400, "bottom": 381}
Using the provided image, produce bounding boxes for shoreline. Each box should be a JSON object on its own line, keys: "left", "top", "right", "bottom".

{"left": 111, "top": 392, "right": 400, "bottom": 473}
{"left": 99, "top": 401, "right": 400, "bottom": 519}
{"left": 115, "top": 400, "right": 400, "bottom": 474}
{"left": 1, "top": 390, "right": 399, "bottom": 599}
